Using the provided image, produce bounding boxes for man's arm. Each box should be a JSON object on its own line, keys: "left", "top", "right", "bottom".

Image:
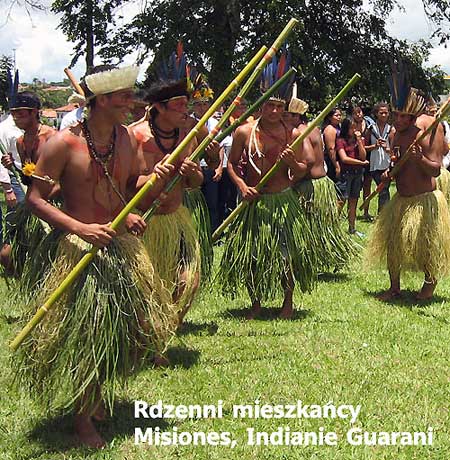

{"left": 413, "top": 131, "right": 442, "bottom": 178}
{"left": 280, "top": 127, "right": 313, "bottom": 182}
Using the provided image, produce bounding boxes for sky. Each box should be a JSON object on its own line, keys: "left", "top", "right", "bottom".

{"left": 0, "top": 0, "right": 448, "bottom": 84}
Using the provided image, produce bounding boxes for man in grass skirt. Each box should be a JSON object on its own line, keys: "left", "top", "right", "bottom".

{"left": 1, "top": 91, "right": 57, "bottom": 276}
{"left": 366, "top": 66, "right": 450, "bottom": 301}
{"left": 14, "top": 65, "right": 178, "bottom": 448}
{"left": 289, "top": 86, "right": 359, "bottom": 273}
{"left": 131, "top": 76, "right": 204, "bottom": 334}
{"left": 218, "top": 54, "right": 317, "bottom": 320}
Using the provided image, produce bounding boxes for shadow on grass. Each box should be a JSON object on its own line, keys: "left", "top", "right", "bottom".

{"left": 223, "top": 307, "right": 310, "bottom": 322}
{"left": 363, "top": 289, "right": 447, "bottom": 308}
{"left": 162, "top": 346, "right": 201, "bottom": 369}
{"left": 177, "top": 321, "right": 219, "bottom": 337}
{"left": 28, "top": 400, "right": 169, "bottom": 453}
{"left": 318, "top": 272, "right": 351, "bottom": 283}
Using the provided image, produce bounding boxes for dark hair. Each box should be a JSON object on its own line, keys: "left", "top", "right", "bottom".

{"left": 339, "top": 118, "right": 353, "bottom": 140}
{"left": 80, "top": 64, "right": 118, "bottom": 108}
{"left": 373, "top": 102, "right": 389, "bottom": 115}
{"left": 322, "top": 107, "right": 340, "bottom": 131}
{"left": 144, "top": 79, "right": 189, "bottom": 104}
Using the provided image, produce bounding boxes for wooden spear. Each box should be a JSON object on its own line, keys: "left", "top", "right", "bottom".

{"left": 212, "top": 73, "right": 362, "bottom": 242}
{"left": 9, "top": 45, "right": 267, "bottom": 351}
{"left": 359, "top": 97, "right": 450, "bottom": 210}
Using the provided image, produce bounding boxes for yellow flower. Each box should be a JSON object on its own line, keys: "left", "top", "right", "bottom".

{"left": 204, "top": 88, "right": 214, "bottom": 99}
{"left": 22, "top": 162, "right": 36, "bottom": 177}
{"left": 192, "top": 90, "right": 201, "bottom": 99}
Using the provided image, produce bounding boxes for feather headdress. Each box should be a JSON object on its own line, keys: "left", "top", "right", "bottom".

{"left": 288, "top": 82, "right": 309, "bottom": 114}
{"left": 147, "top": 42, "right": 190, "bottom": 104}
{"left": 260, "top": 47, "right": 295, "bottom": 102}
{"left": 7, "top": 69, "right": 19, "bottom": 109}
{"left": 189, "top": 67, "right": 214, "bottom": 102}
{"left": 388, "top": 60, "right": 426, "bottom": 116}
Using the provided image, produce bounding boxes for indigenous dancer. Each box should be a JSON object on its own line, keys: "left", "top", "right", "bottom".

{"left": 1, "top": 91, "right": 57, "bottom": 275}
{"left": 15, "top": 65, "right": 176, "bottom": 448}
{"left": 184, "top": 70, "right": 220, "bottom": 278}
{"left": 218, "top": 57, "right": 316, "bottom": 319}
{"left": 366, "top": 75, "right": 450, "bottom": 301}
{"left": 416, "top": 95, "right": 450, "bottom": 202}
{"left": 131, "top": 77, "right": 203, "bottom": 329}
{"left": 291, "top": 91, "right": 358, "bottom": 273}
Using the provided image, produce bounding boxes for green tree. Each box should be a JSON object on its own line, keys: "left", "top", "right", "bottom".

{"left": 98, "top": 0, "right": 447, "bottom": 110}
{"left": 0, "top": 55, "right": 13, "bottom": 111}
{"left": 51, "top": 0, "right": 125, "bottom": 71}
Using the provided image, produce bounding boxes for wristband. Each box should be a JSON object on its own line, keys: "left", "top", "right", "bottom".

{"left": 4, "top": 189, "right": 14, "bottom": 194}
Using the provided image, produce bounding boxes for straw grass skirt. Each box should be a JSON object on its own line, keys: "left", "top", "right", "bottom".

{"left": 143, "top": 206, "right": 201, "bottom": 318}
{"left": 5, "top": 203, "right": 49, "bottom": 277}
{"left": 365, "top": 190, "right": 450, "bottom": 279}
{"left": 15, "top": 231, "right": 177, "bottom": 414}
{"left": 183, "top": 189, "right": 213, "bottom": 279}
{"left": 435, "top": 167, "right": 450, "bottom": 203}
{"left": 218, "top": 188, "right": 317, "bottom": 302}
{"left": 295, "top": 176, "right": 359, "bottom": 272}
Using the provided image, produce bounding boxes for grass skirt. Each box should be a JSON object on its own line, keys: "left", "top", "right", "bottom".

{"left": 142, "top": 206, "right": 201, "bottom": 317}
{"left": 183, "top": 188, "right": 213, "bottom": 279}
{"left": 294, "top": 176, "right": 359, "bottom": 272}
{"left": 435, "top": 167, "right": 450, "bottom": 203}
{"left": 14, "top": 231, "right": 177, "bottom": 414}
{"left": 218, "top": 188, "right": 317, "bottom": 302}
{"left": 5, "top": 203, "right": 49, "bottom": 277}
{"left": 365, "top": 190, "right": 450, "bottom": 280}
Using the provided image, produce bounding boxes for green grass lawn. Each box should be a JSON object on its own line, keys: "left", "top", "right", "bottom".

{"left": 0, "top": 202, "right": 449, "bottom": 459}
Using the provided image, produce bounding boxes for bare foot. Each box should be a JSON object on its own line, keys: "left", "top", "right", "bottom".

{"left": 74, "top": 414, "right": 105, "bottom": 449}
{"left": 92, "top": 401, "right": 107, "bottom": 422}
{"left": 245, "top": 302, "right": 261, "bottom": 320}
{"left": 153, "top": 354, "right": 170, "bottom": 368}
{"left": 377, "top": 289, "right": 401, "bottom": 301}
{"left": 415, "top": 282, "right": 436, "bottom": 301}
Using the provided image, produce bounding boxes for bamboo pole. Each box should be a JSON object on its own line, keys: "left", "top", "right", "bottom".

{"left": 9, "top": 45, "right": 270, "bottom": 351}
{"left": 359, "top": 96, "right": 450, "bottom": 210}
{"left": 143, "top": 68, "right": 297, "bottom": 222}
{"left": 212, "top": 73, "right": 362, "bottom": 242}
{"left": 64, "top": 67, "right": 85, "bottom": 96}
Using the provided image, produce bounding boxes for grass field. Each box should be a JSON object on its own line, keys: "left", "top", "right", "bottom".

{"left": 0, "top": 209, "right": 449, "bottom": 460}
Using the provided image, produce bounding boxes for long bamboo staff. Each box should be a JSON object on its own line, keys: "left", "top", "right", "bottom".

{"left": 64, "top": 67, "right": 85, "bottom": 96}
{"left": 142, "top": 68, "right": 297, "bottom": 222}
{"left": 9, "top": 46, "right": 271, "bottom": 351}
{"left": 212, "top": 73, "right": 362, "bottom": 242}
{"left": 359, "top": 97, "right": 450, "bottom": 210}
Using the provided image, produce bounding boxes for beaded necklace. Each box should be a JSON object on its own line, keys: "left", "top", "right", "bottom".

{"left": 149, "top": 116, "right": 179, "bottom": 155}
{"left": 81, "top": 119, "right": 127, "bottom": 206}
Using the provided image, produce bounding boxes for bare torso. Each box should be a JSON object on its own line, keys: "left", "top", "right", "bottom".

{"left": 16, "top": 124, "right": 56, "bottom": 164}
{"left": 393, "top": 126, "right": 435, "bottom": 197}
{"left": 55, "top": 124, "right": 137, "bottom": 224}
{"left": 238, "top": 120, "right": 294, "bottom": 193}
{"left": 131, "top": 121, "right": 196, "bottom": 214}
{"left": 299, "top": 124, "right": 326, "bottom": 179}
